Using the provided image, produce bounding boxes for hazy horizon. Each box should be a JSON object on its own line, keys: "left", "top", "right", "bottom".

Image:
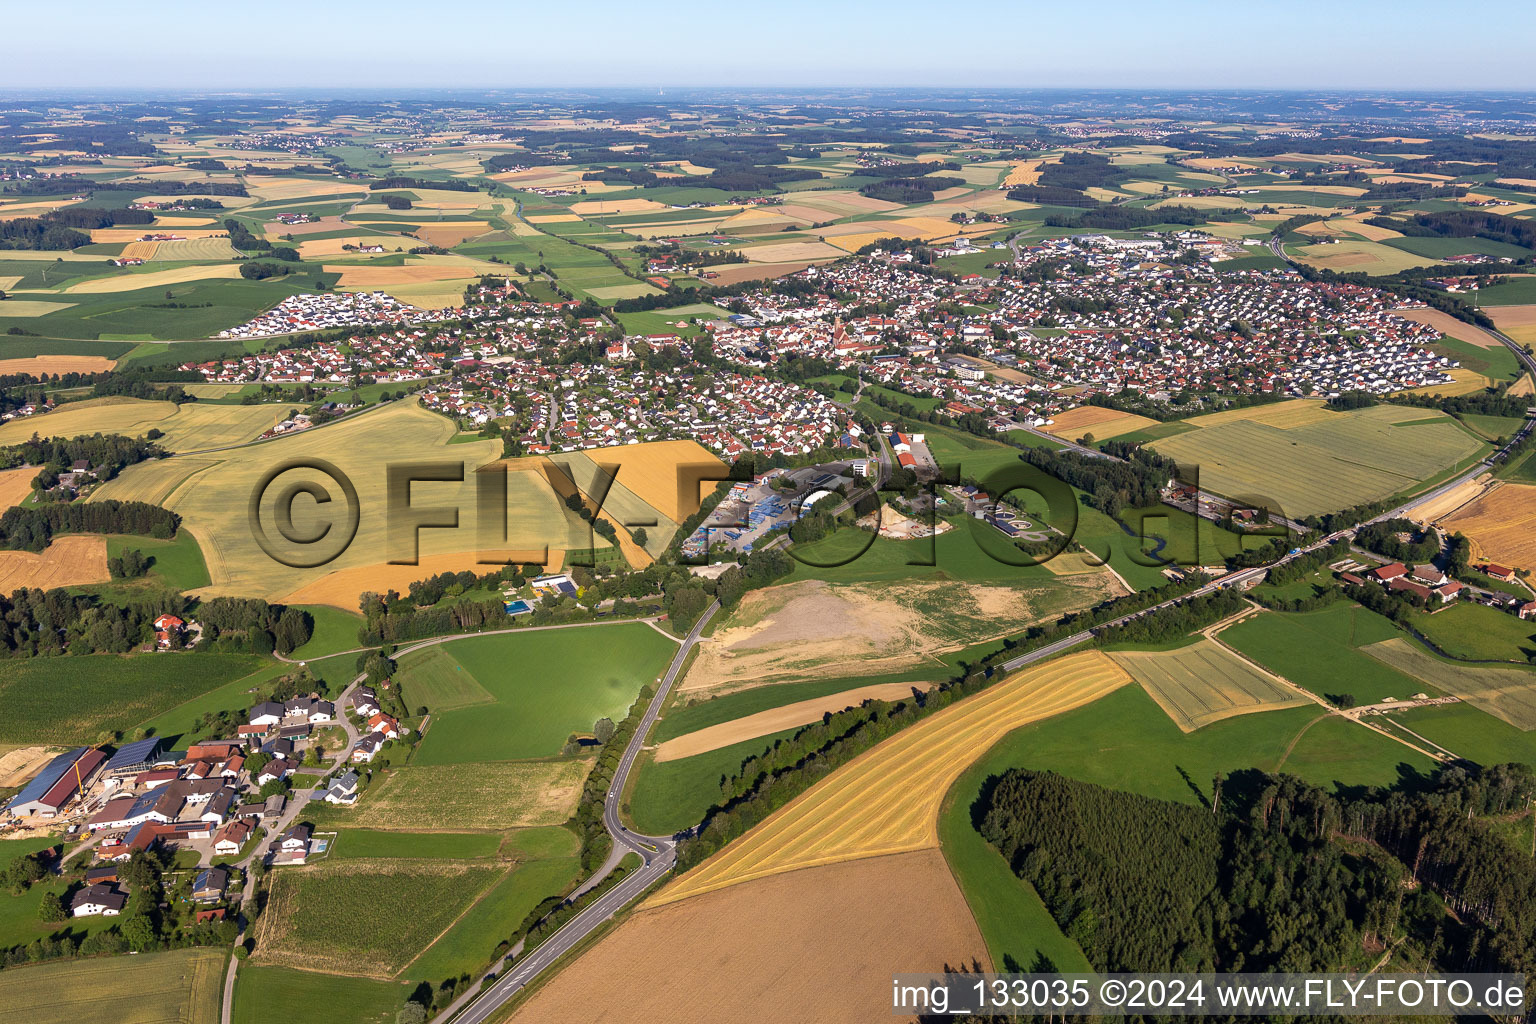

{"left": 4, "top": 0, "right": 1533, "bottom": 92}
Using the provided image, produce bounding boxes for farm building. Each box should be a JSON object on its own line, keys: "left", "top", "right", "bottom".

{"left": 4, "top": 747, "right": 107, "bottom": 818}
{"left": 104, "top": 736, "right": 167, "bottom": 779}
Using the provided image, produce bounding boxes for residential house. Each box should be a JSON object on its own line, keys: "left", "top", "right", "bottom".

{"left": 71, "top": 883, "right": 127, "bottom": 917}
{"left": 324, "top": 771, "right": 360, "bottom": 805}
{"left": 191, "top": 867, "right": 229, "bottom": 903}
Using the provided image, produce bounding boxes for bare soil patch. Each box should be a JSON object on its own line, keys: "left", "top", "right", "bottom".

{"left": 681, "top": 575, "right": 1122, "bottom": 694}
{"left": 654, "top": 681, "right": 936, "bottom": 762}
{"left": 508, "top": 850, "right": 987, "bottom": 1024}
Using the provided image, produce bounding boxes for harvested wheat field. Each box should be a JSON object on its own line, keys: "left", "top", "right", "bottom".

{"left": 414, "top": 220, "right": 493, "bottom": 248}
{"left": 247, "top": 178, "right": 369, "bottom": 202}
{"left": 702, "top": 260, "right": 826, "bottom": 286}
{"left": 92, "top": 402, "right": 595, "bottom": 601}
{"left": 1393, "top": 306, "right": 1509, "bottom": 349}
{"left": 0, "top": 466, "right": 37, "bottom": 512}
{"left": 88, "top": 227, "right": 228, "bottom": 244}
{"left": 510, "top": 850, "right": 987, "bottom": 1024}
{"left": 1298, "top": 216, "right": 1403, "bottom": 242}
{"left": 1442, "top": 481, "right": 1536, "bottom": 574}
{"left": 1513, "top": 374, "right": 1535, "bottom": 397}
{"left": 571, "top": 439, "right": 724, "bottom": 523}
{"left": 654, "top": 651, "right": 1131, "bottom": 905}
{"left": 1110, "top": 639, "right": 1308, "bottom": 732}
{"left": 63, "top": 263, "right": 243, "bottom": 294}
{"left": 324, "top": 263, "right": 481, "bottom": 286}
{"left": 0, "top": 354, "right": 115, "bottom": 377}
{"left": 1045, "top": 405, "right": 1160, "bottom": 440}
{"left": 296, "top": 235, "right": 404, "bottom": 259}
{"left": 1489, "top": 305, "right": 1536, "bottom": 347}
{"left": 0, "top": 535, "right": 109, "bottom": 590}
{"left": 118, "top": 239, "right": 160, "bottom": 261}
{"left": 525, "top": 214, "right": 583, "bottom": 224}
{"left": 655, "top": 681, "right": 936, "bottom": 762}
{"left": 570, "top": 198, "right": 668, "bottom": 215}
{"left": 742, "top": 240, "right": 846, "bottom": 263}
{"left": 1395, "top": 367, "right": 1496, "bottom": 397}
{"left": 1002, "top": 160, "right": 1044, "bottom": 186}
{"left": 277, "top": 549, "right": 566, "bottom": 609}
{"left": 0, "top": 744, "right": 62, "bottom": 788}
{"left": 1408, "top": 473, "right": 1491, "bottom": 525}
{"left": 0, "top": 396, "right": 174, "bottom": 444}
{"left": 681, "top": 575, "right": 1125, "bottom": 695}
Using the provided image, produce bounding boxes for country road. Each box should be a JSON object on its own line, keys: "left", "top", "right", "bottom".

{"left": 432, "top": 600, "right": 720, "bottom": 1024}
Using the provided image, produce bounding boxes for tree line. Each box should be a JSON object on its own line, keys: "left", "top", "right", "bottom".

{"left": 981, "top": 762, "right": 1536, "bottom": 979}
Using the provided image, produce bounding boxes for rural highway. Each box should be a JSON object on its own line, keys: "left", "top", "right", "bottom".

{"left": 435, "top": 600, "right": 721, "bottom": 1024}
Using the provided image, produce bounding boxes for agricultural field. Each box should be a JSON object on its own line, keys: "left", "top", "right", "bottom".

{"left": 1148, "top": 400, "right": 1485, "bottom": 518}
{"left": 0, "top": 353, "right": 116, "bottom": 375}
{"left": 0, "top": 652, "right": 265, "bottom": 744}
{"left": 1410, "top": 601, "right": 1536, "bottom": 663}
{"left": 0, "top": 947, "right": 225, "bottom": 1024}
{"left": 1108, "top": 638, "right": 1310, "bottom": 731}
{"left": 0, "top": 395, "right": 293, "bottom": 454}
{"left": 650, "top": 651, "right": 1132, "bottom": 906}
{"left": 0, "top": 534, "right": 108, "bottom": 591}
{"left": 1364, "top": 638, "right": 1536, "bottom": 730}
{"left": 406, "top": 624, "right": 678, "bottom": 764}
{"left": 506, "top": 850, "right": 987, "bottom": 1024}
{"left": 1044, "top": 404, "right": 1161, "bottom": 441}
{"left": 335, "top": 761, "right": 589, "bottom": 830}
{"left": 652, "top": 680, "right": 934, "bottom": 761}
{"left": 1219, "top": 603, "right": 1423, "bottom": 706}
{"left": 1441, "top": 481, "right": 1536, "bottom": 575}
{"left": 232, "top": 967, "right": 405, "bottom": 1024}
{"left": 90, "top": 401, "right": 597, "bottom": 602}
{"left": 252, "top": 857, "right": 506, "bottom": 977}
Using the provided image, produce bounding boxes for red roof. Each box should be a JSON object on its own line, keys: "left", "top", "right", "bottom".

{"left": 1372, "top": 563, "right": 1408, "bottom": 581}
{"left": 39, "top": 749, "right": 106, "bottom": 811}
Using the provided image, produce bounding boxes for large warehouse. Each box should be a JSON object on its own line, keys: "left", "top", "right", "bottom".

{"left": 4, "top": 747, "right": 107, "bottom": 818}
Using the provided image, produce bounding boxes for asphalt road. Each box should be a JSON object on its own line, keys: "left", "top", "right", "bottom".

{"left": 436, "top": 601, "right": 720, "bottom": 1024}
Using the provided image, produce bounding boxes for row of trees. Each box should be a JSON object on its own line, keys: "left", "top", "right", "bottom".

{"left": 0, "top": 499, "right": 179, "bottom": 554}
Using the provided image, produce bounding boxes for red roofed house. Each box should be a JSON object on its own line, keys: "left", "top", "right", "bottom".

{"left": 153, "top": 614, "right": 185, "bottom": 648}
{"left": 1371, "top": 562, "right": 1408, "bottom": 584}
{"left": 1485, "top": 564, "right": 1517, "bottom": 582}
{"left": 367, "top": 713, "right": 402, "bottom": 740}
{"left": 1520, "top": 601, "right": 1536, "bottom": 621}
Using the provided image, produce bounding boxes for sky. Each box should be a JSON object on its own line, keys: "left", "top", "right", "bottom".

{"left": 3, "top": 0, "right": 1533, "bottom": 92}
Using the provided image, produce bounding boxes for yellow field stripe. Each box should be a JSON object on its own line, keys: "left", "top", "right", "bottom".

{"left": 646, "top": 652, "right": 1131, "bottom": 907}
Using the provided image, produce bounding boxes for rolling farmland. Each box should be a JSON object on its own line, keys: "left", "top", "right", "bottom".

{"left": 1149, "top": 400, "right": 1485, "bottom": 517}
{"left": 647, "top": 651, "right": 1132, "bottom": 907}
{"left": 1108, "top": 639, "right": 1310, "bottom": 731}
{"left": 92, "top": 401, "right": 596, "bottom": 601}
{"left": 1442, "top": 482, "right": 1536, "bottom": 574}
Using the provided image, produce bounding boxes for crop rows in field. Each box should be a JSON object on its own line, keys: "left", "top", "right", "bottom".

{"left": 647, "top": 651, "right": 1132, "bottom": 907}
{"left": 1109, "top": 640, "right": 1308, "bottom": 731}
